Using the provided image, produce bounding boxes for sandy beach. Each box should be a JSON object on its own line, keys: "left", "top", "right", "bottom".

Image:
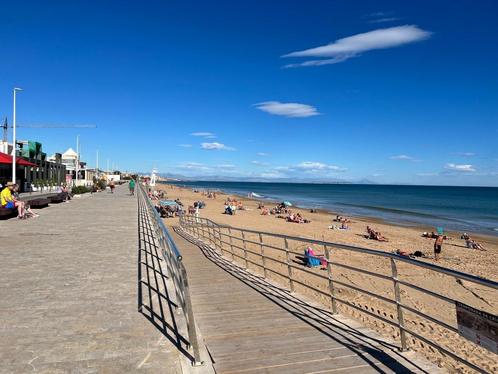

{"left": 158, "top": 183, "right": 498, "bottom": 373}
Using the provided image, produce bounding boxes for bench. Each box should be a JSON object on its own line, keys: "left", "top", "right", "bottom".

{"left": 0, "top": 206, "right": 16, "bottom": 219}
{"left": 49, "top": 194, "right": 65, "bottom": 204}
{"left": 28, "top": 198, "right": 50, "bottom": 209}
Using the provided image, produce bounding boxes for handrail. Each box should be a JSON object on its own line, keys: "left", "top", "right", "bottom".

{"left": 188, "top": 216, "right": 498, "bottom": 290}
{"left": 179, "top": 214, "right": 497, "bottom": 374}
{"left": 137, "top": 183, "right": 202, "bottom": 366}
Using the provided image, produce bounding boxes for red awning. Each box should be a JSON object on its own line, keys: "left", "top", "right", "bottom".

{"left": 0, "top": 152, "right": 37, "bottom": 167}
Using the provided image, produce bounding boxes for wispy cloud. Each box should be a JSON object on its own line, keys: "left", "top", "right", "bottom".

{"left": 365, "top": 11, "right": 400, "bottom": 24}
{"left": 201, "top": 142, "right": 235, "bottom": 151}
{"left": 178, "top": 144, "right": 192, "bottom": 148}
{"left": 251, "top": 160, "right": 269, "bottom": 167}
{"left": 190, "top": 132, "right": 216, "bottom": 139}
{"left": 458, "top": 152, "right": 475, "bottom": 157}
{"left": 255, "top": 101, "right": 320, "bottom": 117}
{"left": 295, "top": 161, "right": 347, "bottom": 172}
{"left": 282, "top": 25, "right": 431, "bottom": 68}
{"left": 417, "top": 172, "right": 438, "bottom": 177}
{"left": 257, "top": 152, "right": 270, "bottom": 156}
{"left": 177, "top": 162, "right": 210, "bottom": 171}
{"left": 217, "top": 164, "right": 236, "bottom": 169}
{"left": 445, "top": 163, "right": 476, "bottom": 172}
{"left": 369, "top": 17, "right": 401, "bottom": 24}
{"left": 390, "top": 154, "right": 421, "bottom": 161}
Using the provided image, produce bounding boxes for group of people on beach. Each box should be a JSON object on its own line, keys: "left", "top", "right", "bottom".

{"left": 224, "top": 197, "right": 244, "bottom": 215}
{"left": 257, "top": 202, "right": 311, "bottom": 223}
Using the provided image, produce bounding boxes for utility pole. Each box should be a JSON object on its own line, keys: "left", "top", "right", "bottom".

{"left": 75, "top": 135, "right": 79, "bottom": 186}
{"left": 12, "top": 88, "right": 22, "bottom": 183}
{"left": 96, "top": 150, "right": 99, "bottom": 178}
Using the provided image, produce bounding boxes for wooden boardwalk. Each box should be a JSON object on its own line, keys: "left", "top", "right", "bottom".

{"left": 171, "top": 227, "right": 441, "bottom": 374}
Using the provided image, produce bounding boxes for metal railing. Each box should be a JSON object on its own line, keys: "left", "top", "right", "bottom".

{"left": 137, "top": 184, "right": 202, "bottom": 366}
{"left": 179, "top": 214, "right": 498, "bottom": 374}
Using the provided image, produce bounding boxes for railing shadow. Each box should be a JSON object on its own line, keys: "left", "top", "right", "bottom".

{"left": 137, "top": 197, "right": 195, "bottom": 363}
{"left": 175, "top": 226, "right": 431, "bottom": 374}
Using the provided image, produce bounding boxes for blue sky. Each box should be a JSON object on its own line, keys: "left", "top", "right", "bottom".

{"left": 1, "top": 0, "right": 497, "bottom": 186}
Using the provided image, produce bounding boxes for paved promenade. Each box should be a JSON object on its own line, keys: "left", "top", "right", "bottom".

{"left": 0, "top": 186, "right": 183, "bottom": 373}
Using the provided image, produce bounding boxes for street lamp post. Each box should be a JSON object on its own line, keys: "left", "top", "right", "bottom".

{"left": 12, "top": 87, "right": 22, "bottom": 183}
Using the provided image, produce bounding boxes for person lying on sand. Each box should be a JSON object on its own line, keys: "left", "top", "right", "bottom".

{"left": 366, "top": 226, "right": 389, "bottom": 241}
{"left": 286, "top": 213, "right": 310, "bottom": 223}
{"left": 333, "top": 215, "right": 351, "bottom": 223}
{"left": 465, "top": 238, "right": 486, "bottom": 251}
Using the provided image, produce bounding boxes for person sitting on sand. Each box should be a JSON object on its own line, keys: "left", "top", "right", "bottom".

{"left": 434, "top": 235, "right": 444, "bottom": 261}
{"left": 224, "top": 204, "right": 235, "bottom": 215}
{"left": 461, "top": 232, "right": 470, "bottom": 241}
{"left": 340, "top": 222, "right": 349, "bottom": 230}
{"left": 261, "top": 208, "right": 269, "bottom": 215}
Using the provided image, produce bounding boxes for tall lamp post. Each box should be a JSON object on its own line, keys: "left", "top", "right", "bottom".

{"left": 12, "top": 87, "right": 23, "bottom": 183}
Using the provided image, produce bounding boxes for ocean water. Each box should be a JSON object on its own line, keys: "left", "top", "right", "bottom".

{"left": 164, "top": 181, "right": 498, "bottom": 236}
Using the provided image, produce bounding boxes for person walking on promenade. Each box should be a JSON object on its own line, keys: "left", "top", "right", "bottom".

{"left": 129, "top": 179, "right": 135, "bottom": 195}
{"left": 434, "top": 235, "right": 444, "bottom": 261}
{"left": 109, "top": 180, "right": 115, "bottom": 194}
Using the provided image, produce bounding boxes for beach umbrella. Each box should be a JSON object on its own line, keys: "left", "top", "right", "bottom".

{"left": 282, "top": 201, "right": 292, "bottom": 207}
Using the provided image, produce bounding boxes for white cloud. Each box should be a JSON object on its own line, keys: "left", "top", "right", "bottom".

{"left": 177, "top": 162, "right": 209, "bottom": 171}
{"left": 417, "top": 172, "right": 438, "bottom": 177}
{"left": 200, "top": 142, "right": 235, "bottom": 151}
{"left": 390, "top": 154, "right": 420, "bottom": 161}
{"left": 259, "top": 172, "right": 285, "bottom": 179}
{"left": 251, "top": 160, "right": 269, "bottom": 167}
{"left": 459, "top": 152, "right": 475, "bottom": 157}
{"left": 369, "top": 17, "right": 400, "bottom": 24}
{"left": 178, "top": 144, "right": 192, "bottom": 148}
{"left": 255, "top": 101, "right": 320, "bottom": 118}
{"left": 217, "top": 164, "right": 236, "bottom": 169}
{"left": 190, "top": 132, "right": 216, "bottom": 138}
{"left": 283, "top": 25, "right": 431, "bottom": 67}
{"left": 445, "top": 163, "right": 476, "bottom": 172}
{"left": 295, "top": 161, "right": 347, "bottom": 172}
{"left": 257, "top": 152, "right": 270, "bottom": 156}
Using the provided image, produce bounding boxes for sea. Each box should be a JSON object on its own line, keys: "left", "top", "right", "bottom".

{"left": 163, "top": 181, "right": 498, "bottom": 236}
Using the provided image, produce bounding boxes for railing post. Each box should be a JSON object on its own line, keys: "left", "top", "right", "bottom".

{"left": 216, "top": 225, "right": 224, "bottom": 256}
{"left": 241, "top": 231, "right": 248, "bottom": 269}
{"left": 259, "top": 233, "right": 267, "bottom": 279}
{"left": 209, "top": 222, "right": 217, "bottom": 250}
{"left": 324, "top": 246, "right": 338, "bottom": 314}
{"left": 284, "top": 238, "right": 294, "bottom": 292}
{"left": 227, "top": 227, "right": 235, "bottom": 262}
{"left": 179, "top": 264, "right": 203, "bottom": 366}
{"left": 391, "top": 257, "right": 408, "bottom": 351}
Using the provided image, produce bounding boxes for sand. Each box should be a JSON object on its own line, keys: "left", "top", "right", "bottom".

{"left": 157, "top": 183, "right": 498, "bottom": 373}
